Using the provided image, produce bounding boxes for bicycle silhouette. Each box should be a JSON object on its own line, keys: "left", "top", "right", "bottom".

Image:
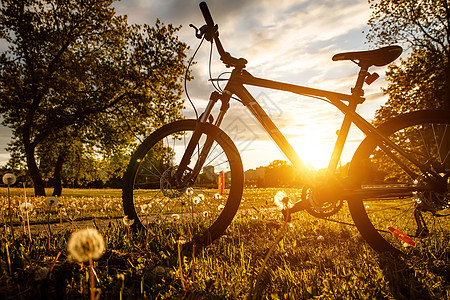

{"left": 123, "top": 2, "right": 449, "bottom": 256}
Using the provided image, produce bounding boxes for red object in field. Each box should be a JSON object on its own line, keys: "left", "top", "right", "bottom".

{"left": 218, "top": 171, "right": 224, "bottom": 196}
{"left": 387, "top": 226, "right": 416, "bottom": 247}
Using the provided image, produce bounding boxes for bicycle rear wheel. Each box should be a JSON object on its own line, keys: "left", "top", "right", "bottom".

{"left": 122, "top": 120, "right": 244, "bottom": 249}
{"left": 348, "top": 110, "right": 449, "bottom": 255}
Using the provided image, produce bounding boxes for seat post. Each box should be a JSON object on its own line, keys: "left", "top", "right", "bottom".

{"left": 351, "top": 65, "right": 369, "bottom": 97}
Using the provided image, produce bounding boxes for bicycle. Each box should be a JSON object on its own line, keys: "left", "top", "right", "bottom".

{"left": 122, "top": 2, "right": 449, "bottom": 256}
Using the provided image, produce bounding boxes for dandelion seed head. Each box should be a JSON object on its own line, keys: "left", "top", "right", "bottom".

{"left": 192, "top": 197, "right": 200, "bottom": 205}
{"left": 46, "top": 196, "right": 58, "bottom": 207}
{"left": 214, "top": 193, "right": 223, "bottom": 200}
{"left": 274, "top": 191, "right": 291, "bottom": 209}
{"left": 171, "top": 213, "right": 180, "bottom": 221}
{"left": 2, "top": 173, "right": 16, "bottom": 185}
{"left": 122, "top": 215, "right": 135, "bottom": 226}
{"left": 202, "top": 211, "right": 209, "bottom": 217}
{"left": 186, "top": 187, "right": 194, "bottom": 195}
{"left": 198, "top": 194, "right": 205, "bottom": 201}
{"left": 217, "top": 204, "right": 225, "bottom": 211}
{"left": 141, "top": 204, "right": 149, "bottom": 214}
{"left": 19, "top": 202, "right": 34, "bottom": 213}
{"left": 67, "top": 228, "right": 105, "bottom": 262}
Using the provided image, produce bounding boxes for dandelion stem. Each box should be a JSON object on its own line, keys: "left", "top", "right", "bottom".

{"left": 5, "top": 241, "right": 11, "bottom": 276}
{"left": 24, "top": 183, "right": 32, "bottom": 243}
{"left": 48, "top": 251, "right": 62, "bottom": 276}
{"left": 7, "top": 184, "right": 15, "bottom": 240}
{"left": 89, "top": 258, "right": 95, "bottom": 300}
{"left": 250, "top": 208, "right": 290, "bottom": 300}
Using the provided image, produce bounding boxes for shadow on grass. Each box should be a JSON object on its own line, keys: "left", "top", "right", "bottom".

{"left": 378, "top": 252, "right": 449, "bottom": 300}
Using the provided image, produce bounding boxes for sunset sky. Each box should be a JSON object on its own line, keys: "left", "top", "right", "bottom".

{"left": 0, "top": 0, "right": 400, "bottom": 171}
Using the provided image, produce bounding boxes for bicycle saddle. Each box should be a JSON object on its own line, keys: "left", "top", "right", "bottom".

{"left": 332, "top": 45, "right": 403, "bottom": 67}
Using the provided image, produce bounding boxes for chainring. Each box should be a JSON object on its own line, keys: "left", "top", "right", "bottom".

{"left": 302, "top": 185, "right": 344, "bottom": 218}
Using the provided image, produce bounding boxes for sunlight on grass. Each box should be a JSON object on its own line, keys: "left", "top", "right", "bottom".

{"left": 0, "top": 188, "right": 448, "bottom": 298}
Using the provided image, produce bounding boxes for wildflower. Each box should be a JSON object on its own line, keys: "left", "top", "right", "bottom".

{"left": 19, "top": 202, "right": 34, "bottom": 214}
{"left": 67, "top": 228, "right": 105, "bottom": 262}
{"left": 122, "top": 215, "right": 135, "bottom": 227}
{"left": 192, "top": 197, "right": 200, "bottom": 205}
{"left": 274, "top": 191, "right": 291, "bottom": 209}
{"left": 140, "top": 204, "right": 149, "bottom": 214}
{"left": 218, "top": 204, "right": 225, "bottom": 211}
{"left": 2, "top": 173, "right": 16, "bottom": 185}
{"left": 46, "top": 196, "right": 58, "bottom": 207}
{"left": 176, "top": 237, "right": 188, "bottom": 244}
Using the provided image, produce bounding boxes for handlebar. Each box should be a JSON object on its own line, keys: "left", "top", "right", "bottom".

{"left": 198, "top": 2, "right": 248, "bottom": 69}
{"left": 200, "top": 2, "right": 215, "bottom": 28}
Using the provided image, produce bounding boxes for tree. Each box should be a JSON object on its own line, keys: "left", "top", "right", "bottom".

{"left": 367, "top": 0, "right": 450, "bottom": 122}
{"left": 0, "top": 0, "right": 189, "bottom": 195}
{"left": 265, "top": 160, "right": 301, "bottom": 187}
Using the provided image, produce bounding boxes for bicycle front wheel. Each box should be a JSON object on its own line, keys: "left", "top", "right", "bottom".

{"left": 122, "top": 120, "right": 244, "bottom": 249}
{"left": 348, "top": 110, "right": 450, "bottom": 255}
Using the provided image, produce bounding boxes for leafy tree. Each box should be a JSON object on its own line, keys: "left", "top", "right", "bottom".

{"left": 265, "top": 160, "right": 301, "bottom": 187}
{"left": 0, "top": 0, "right": 189, "bottom": 195}
{"left": 367, "top": 0, "right": 450, "bottom": 122}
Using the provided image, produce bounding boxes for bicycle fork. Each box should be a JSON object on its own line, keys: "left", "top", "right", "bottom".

{"left": 173, "top": 91, "right": 231, "bottom": 187}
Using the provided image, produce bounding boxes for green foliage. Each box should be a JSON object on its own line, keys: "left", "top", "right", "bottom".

{"left": 0, "top": 0, "right": 189, "bottom": 195}
{"left": 367, "top": 0, "right": 450, "bottom": 121}
{"left": 374, "top": 49, "right": 447, "bottom": 124}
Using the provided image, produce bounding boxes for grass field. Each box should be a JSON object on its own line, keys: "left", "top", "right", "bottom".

{"left": 0, "top": 187, "right": 448, "bottom": 299}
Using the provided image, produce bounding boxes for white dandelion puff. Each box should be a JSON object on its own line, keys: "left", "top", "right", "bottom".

{"left": 202, "top": 211, "right": 209, "bottom": 217}
{"left": 274, "top": 191, "right": 291, "bottom": 209}
{"left": 122, "top": 215, "right": 135, "bottom": 227}
{"left": 192, "top": 197, "right": 200, "bottom": 205}
{"left": 171, "top": 214, "right": 180, "bottom": 221}
{"left": 46, "top": 196, "right": 58, "bottom": 207}
{"left": 214, "top": 193, "right": 223, "bottom": 200}
{"left": 217, "top": 204, "right": 225, "bottom": 211}
{"left": 186, "top": 187, "right": 194, "bottom": 195}
{"left": 2, "top": 173, "right": 16, "bottom": 185}
{"left": 198, "top": 194, "right": 205, "bottom": 201}
{"left": 19, "top": 202, "right": 34, "bottom": 214}
{"left": 67, "top": 228, "right": 105, "bottom": 262}
{"left": 141, "top": 204, "right": 149, "bottom": 214}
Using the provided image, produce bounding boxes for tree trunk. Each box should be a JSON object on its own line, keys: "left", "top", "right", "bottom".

{"left": 52, "top": 153, "right": 64, "bottom": 196}
{"left": 24, "top": 141, "right": 46, "bottom": 196}
{"left": 445, "top": 55, "right": 450, "bottom": 111}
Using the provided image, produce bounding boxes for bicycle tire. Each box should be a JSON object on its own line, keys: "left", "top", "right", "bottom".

{"left": 122, "top": 120, "right": 244, "bottom": 250}
{"left": 348, "top": 110, "right": 450, "bottom": 255}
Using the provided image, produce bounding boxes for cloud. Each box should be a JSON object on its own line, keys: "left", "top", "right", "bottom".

{"left": 1, "top": 0, "right": 388, "bottom": 170}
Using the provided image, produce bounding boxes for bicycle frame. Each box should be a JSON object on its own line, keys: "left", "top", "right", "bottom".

{"left": 176, "top": 2, "right": 436, "bottom": 197}
{"left": 197, "top": 67, "right": 428, "bottom": 188}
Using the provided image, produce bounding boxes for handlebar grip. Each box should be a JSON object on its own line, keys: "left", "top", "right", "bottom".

{"left": 199, "top": 2, "right": 215, "bottom": 27}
